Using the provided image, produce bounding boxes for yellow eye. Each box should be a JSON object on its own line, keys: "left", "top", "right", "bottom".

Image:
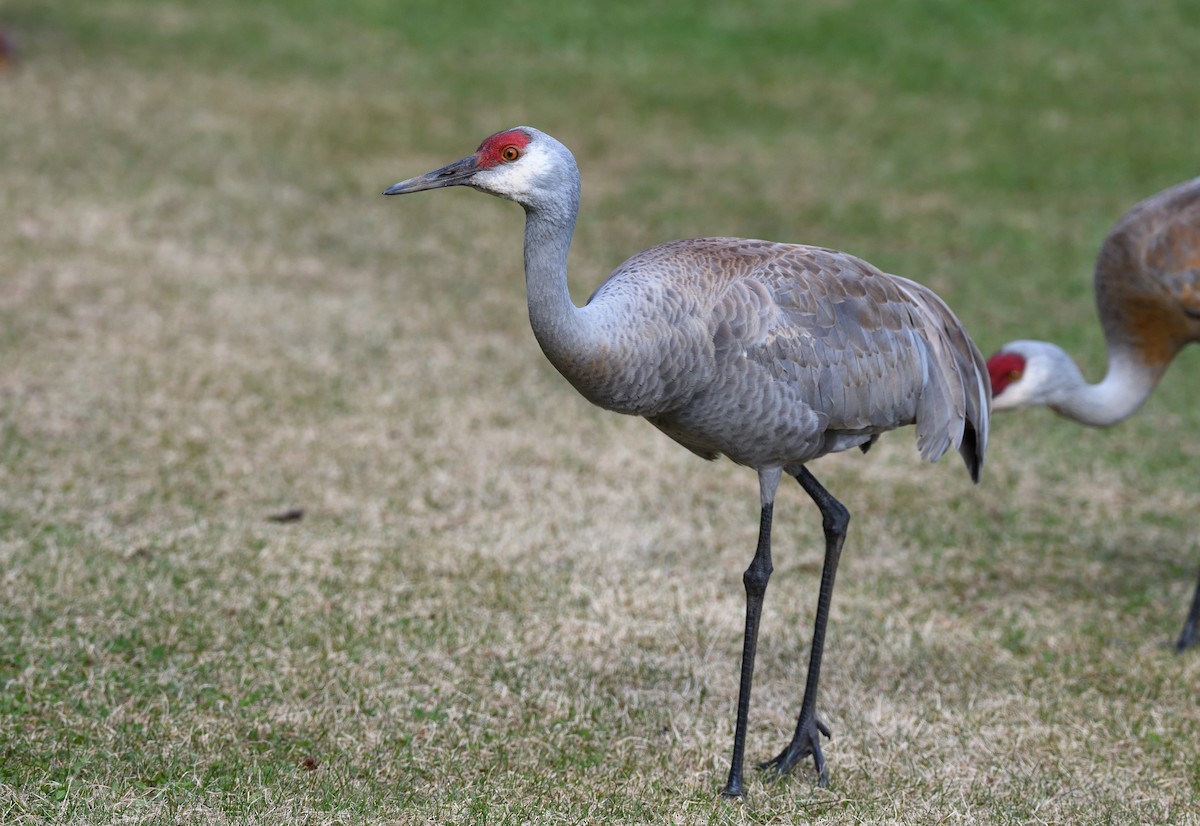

{"left": 1007, "top": 370, "right": 1022, "bottom": 381}
{"left": 500, "top": 145, "right": 521, "bottom": 162}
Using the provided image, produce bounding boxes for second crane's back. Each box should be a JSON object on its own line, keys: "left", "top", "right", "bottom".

{"left": 1093, "top": 176, "right": 1200, "bottom": 367}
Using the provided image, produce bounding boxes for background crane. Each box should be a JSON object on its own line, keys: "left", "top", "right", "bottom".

{"left": 385, "top": 126, "right": 990, "bottom": 795}
{"left": 988, "top": 176, "right": 1200, "bottom": 650}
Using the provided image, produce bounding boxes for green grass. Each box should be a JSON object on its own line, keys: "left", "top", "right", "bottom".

{"left": 3, "top": 0, "right": 1200, "bottom": 822}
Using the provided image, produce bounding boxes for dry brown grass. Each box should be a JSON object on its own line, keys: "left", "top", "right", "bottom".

{"left": 3, "top": 2, "right": 1200, "bottom": 823}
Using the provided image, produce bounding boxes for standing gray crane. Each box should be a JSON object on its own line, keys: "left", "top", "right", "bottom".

{"left": 384, "top": 126, "right": 990, "bottom": 795}
{"left": 988, "top": 176, "right": 1200, "bottom": 650}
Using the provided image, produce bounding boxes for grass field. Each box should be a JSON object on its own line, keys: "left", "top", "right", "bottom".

{"left": 2, "top": 1, "right": 1200, "bottom": 823}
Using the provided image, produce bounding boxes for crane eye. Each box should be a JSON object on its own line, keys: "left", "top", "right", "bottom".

{"left": 1007, "top": 369, "right": 1023, "bottom": 381}
{"left": 500, "top": 145, "right": 521, "bottom": 162}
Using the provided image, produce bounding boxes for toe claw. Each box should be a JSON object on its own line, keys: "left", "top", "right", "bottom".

{"left": 816, "top": 717, "right": 832, "bottom": 739}
{"left": 758, "top": 712, "right": 831, "bottom": 785}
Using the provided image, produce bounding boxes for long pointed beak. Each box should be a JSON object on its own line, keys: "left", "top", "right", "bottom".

{"left": 383, "top": 154, "right": 479, "bottom": 196}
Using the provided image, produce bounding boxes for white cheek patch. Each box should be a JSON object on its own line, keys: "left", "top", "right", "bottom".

{"left": 989, "top": 342, "right": 1067, "bottom": 411}
{"left": 479, "top": 145, "right": 556, "bottom": 201}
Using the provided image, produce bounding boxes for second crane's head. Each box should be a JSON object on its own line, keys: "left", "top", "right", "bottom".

{"left": 986, "top": 339, "right": 1083, "bottom": 412}
{"left": 384, "top": 126, "right": 579, "bottom": 211}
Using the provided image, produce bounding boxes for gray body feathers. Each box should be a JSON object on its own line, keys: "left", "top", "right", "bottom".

{"left": 543, "top": 237, "right": 989, "bottom": 482}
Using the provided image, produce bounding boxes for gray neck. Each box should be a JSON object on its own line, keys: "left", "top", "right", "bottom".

{"left": 520, "top": 181, "right": 593, "bottom": 368}
{"left": 1052, "top": 348, "right": 1162, "bottom": 426}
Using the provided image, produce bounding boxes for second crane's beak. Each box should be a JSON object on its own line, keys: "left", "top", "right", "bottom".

{"left": 383, "top": 154, "right": 479, "bottom": 196}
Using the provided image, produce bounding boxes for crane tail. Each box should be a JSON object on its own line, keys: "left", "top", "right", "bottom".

{"left": 893, "top": 275, "right": 991, "bottom": 482}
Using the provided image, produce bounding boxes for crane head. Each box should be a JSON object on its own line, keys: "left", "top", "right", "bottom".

{"left": 986, "top": 340, "right": 1085, "bottom": 412}
{"left": 987, "top": 351, "right": 1026, "bottom": 401}
{"left": 384, "top": 127, "right": 577, "bottom": 208}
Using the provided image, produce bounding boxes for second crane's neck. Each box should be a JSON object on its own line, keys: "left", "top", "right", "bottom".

{"left": 1052, "top": 347, "right": 1164, "bottom": 427}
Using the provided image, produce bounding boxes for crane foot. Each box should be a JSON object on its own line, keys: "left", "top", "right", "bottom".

{"left": 758, "top": 712, "right": 831, "bottom": 787}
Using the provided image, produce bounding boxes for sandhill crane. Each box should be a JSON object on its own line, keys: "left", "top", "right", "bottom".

{"left": 988, "top": 176, "right": 1200, "bottom": 651}
{"left": 385, "top": 126, "right": 990, "bottom": 795}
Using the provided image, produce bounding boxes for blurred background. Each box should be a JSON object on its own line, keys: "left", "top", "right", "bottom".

{"left": 2, "top": 1, "right": 1198, "bottom": 822}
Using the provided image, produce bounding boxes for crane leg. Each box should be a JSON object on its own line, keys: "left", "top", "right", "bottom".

{"left": 759, "top": 465, "right": 846, "bottom": 787}
{"left": 1174, "top": 567, "right": 1200, "bottom": 652}
{"left": 720, "top": 500, "right": 775, "bottom": 798}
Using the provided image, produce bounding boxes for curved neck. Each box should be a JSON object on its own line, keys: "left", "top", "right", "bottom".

{"left": 1052, "top": 349, "right": 1163, "bottom": 426}
{"left": 521, "top": 191, "right": 592, "bottom": 368}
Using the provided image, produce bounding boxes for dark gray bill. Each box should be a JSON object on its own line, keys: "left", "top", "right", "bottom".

{"left": 383, "top": 155, "right": 479, "bottom": 195}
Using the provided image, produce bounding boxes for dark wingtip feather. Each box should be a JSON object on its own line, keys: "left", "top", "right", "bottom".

{"left": 959, "top": 424, "right": 983, "bottom": 484}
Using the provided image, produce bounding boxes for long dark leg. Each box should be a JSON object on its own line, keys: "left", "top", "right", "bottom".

{"left": 1175, "top": 568, "right": 1200, "bottom": 652}
{"left": 760, "top": 465, "right": 848, "bottom": 787}
{"left": 720, "top": 501, "right": 776, "bottom": 798}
